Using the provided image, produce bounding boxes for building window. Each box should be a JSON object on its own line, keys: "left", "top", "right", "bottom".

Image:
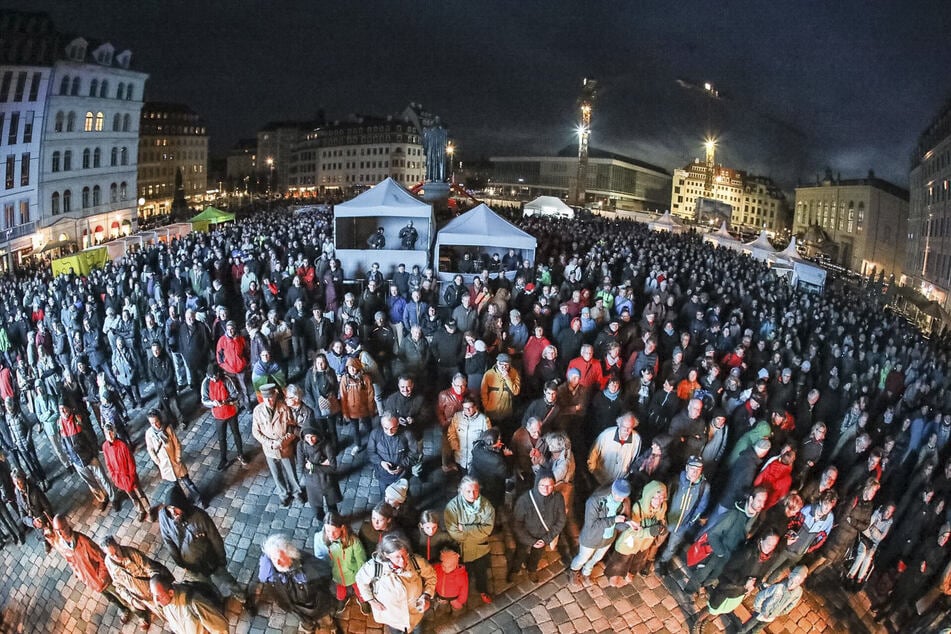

{"left": 95, "top": 112, "right": 104, "bottom": 131}
{"left": 13, "top": 72, "right": 26, "bottom": 102}
{"left": 125, "top": 84, "right": 134, "bottom": 100}
{"left": 0, "top": 72, "right": 11, "bottom": 102}
{"left": 84, "top": 111, "right": 93, "bottom": 132}
{"left": 99, "top": 80, "right": 108, "bottom": 98}
{"left": 63, "top": 150, "right": 72, "bottom": 171}
{"left": 116, "top": 82, "right": 124, "bottom": 99}
{"left": 112, "top": 113, "right": 120, "bottom": 131}
{"left": 82, "top": 148, "right": 90, "bottom": 169}
{"left": 51, "top": 151, "right": 60, "bottom": 172}
{"left": 66, "top": 111, "right": 76, "bottom": 132}
{"left": 7, "top": 112, "right": 18, "bottom": 144}
{"left": 3, "top": 204, "right": 12, "bottom": 228}
{"left": 122, "top": 114, "right": 130, "bottom": 131}
{"left": 28, "top": 72, "right": 41, "bottom": 101}
{"left": 23, "top": 111, "right": 33, "bottom": 143}
{"left": 120, "top": 147, "right": 128, "bottom": 165}
{"left": 59, "top": 75, "right": 70, "bottom": 95}
{"left": 119, "top": 181, "right": 127, "bottom": 200}
{"left": 110, "top": 147, "right": 117, "bottom": 166}
{"left": 51, "top": 192, "right": 60, "bottom": 215}
{"left": 89, "top": 79, "right": 98, "bottom": 97}
{"left": 92, "top": 185, "right": 101, "bottom": 206}
{"left": 19, "top": 153, "right": 28, "bottom": 186}
{"left": 70, "top": 77, "right": 80, "bottom": 96}
{"left": 82, "top": 186, "right": 90, "bottom": 208}
{"left": 19, "top": 200, "right": 28, "bottom": 224}
{"left": 110, "top": 183, "right": 117, "bottom": 202}
{"left": 55, "top": 111, "right": 64, "bottom": 132}
{"left": 4, "top": 155, "right": 13, "bottom": 189}
{"left": 93, "top": 147, "right": 101, "bottom": 168}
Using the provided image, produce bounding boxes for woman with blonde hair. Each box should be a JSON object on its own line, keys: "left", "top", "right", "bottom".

{"left": 604, "top": 480, "right": 668, "bottom": 586}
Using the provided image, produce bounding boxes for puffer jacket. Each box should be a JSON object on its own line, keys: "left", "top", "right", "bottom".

{"left": 216, "top": 333, "right": 249, "bottom": 375}
{"left": 339, "top": 362, "right": 376, "bottom": 420}
{"left": 354, "top": 552, "right": 436, "bottom": 632}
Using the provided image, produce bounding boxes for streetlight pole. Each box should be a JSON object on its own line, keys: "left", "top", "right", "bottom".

{"left": 266, "top": 157, "right": 274, "bottom": 212}
{"left": 446, "top": 142, "right": 455, "bottom": 185}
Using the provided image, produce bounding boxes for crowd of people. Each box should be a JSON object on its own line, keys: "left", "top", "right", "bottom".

{"left": 0, "top": 204, "right": 948, "bottom": 634}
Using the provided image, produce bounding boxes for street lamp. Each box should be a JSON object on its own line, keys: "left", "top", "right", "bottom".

{"left": 266, "top": 157, "right": 274, "bottom": 211}
{"left": 446, "top": 142, "right": 455, "bottom": 184}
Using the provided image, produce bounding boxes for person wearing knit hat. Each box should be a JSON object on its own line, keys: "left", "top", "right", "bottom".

{"left": 384, "top": 478, "right": 410, "bottom": 507}
{"left": 157, "top": 484, "right": 248, "bottom": 605}
{"left": 297, "top": 423, "right": 341, "bottom": 525}
{"left": 480, "top": 352, "right": 521, "bottom": 434}
{"left": 508, "top": 467, "right": 566, "bottom": 583}
{"left": 567, "top": 479, "right": 633, "bottom": 586}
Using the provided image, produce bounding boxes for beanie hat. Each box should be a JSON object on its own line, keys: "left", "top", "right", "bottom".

{"left": 611, "top": 479, "right": 631, "bottom": 498}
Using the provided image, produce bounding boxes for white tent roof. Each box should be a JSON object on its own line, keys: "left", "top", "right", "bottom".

{"left": 779, "top": 236, "right": 802, "bottom": 260}
{"left": 714, "top": 222, "right": 733, "bottom": 238}
{"left": 524, "top": 196, "right": 574, "bottom": 215}
{"left": 437, "top": 204, "right": 537, "bottom": 250}
{"left": 335, "top": 177, "right": 432, "bottom": 218}
{"left": 744, "top": 230, "right": 776, "bottom": 252}
{"left": 652, "top": 211, "right": 683, "bottom": 227}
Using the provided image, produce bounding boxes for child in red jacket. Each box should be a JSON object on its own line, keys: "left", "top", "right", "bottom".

{"left": 434, "top": 544, "right": 469, "bottom": 614}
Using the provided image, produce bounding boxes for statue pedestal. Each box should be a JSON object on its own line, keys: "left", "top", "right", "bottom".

{"left": 421, "top": 181, "right": 450, "bottom": 205}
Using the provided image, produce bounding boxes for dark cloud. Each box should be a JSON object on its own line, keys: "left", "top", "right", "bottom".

{"left": 12, "top": 0, "right": 951, "bottom": 187}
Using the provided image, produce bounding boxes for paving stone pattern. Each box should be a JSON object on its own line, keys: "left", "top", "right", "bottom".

{"left": 0, "top": 388, "right": 882, "bottom": 633}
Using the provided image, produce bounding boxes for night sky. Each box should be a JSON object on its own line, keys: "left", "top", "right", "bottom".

{"left": 12, "top": 0, "right": 951, "bottom": 188}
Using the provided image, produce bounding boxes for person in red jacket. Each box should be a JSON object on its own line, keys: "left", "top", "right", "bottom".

{"left": 754, "top": 444, "right": 797, "bottom": 511}
{"left": 101, "top": 423, "right": 150, "bottom": 522}
{"left": 215, "top": 320, "right": 253, "bottom": 408}
{"left": 433, "top": 543, "right": 469, "bottom": 616}
{"left": 567, "top": 345, "right": 604, "bottom": 391}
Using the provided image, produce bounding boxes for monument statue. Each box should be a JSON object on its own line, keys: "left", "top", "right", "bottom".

{"left": 423, "top": 117, "right": 448, "bottom": 183}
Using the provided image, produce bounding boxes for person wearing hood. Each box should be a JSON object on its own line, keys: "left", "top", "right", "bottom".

{"left": 251, "top": 348, "right": 286, "bottom": 400}
{"left": 157, "top": 486, "right": 246, "bottom": 605}
{"left": 604, "top": 479, "right": 668, "bottom": 585}
{"left": 686, "top": 486, "right": 769, "bottom": 594}
{"left": 339, "top": 355, "right": 377, "bottom": 455}
{"left": 297, "top": 421, "right": 340, "bottom": 525}
{"left": 507, "top": 468, "right": 567, "bottom": 583}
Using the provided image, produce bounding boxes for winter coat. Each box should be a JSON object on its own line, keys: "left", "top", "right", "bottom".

{"left": 367, "top": 427, "right": 419, "bottom": 479}
{"left": 111, "top": 345, "right": 139, "bottom": 387}
{"left": 751, "top": 579, "right": 804, "bottom": 623}
{"left": 354, "top": 552, "right": 436, "bottom": 632}
{"left": 252, "top": 401, "right": 297, "bottom": 460}
{"left": 339, "top": 366, "right": 376, "bottom": 420}
{"left": 105, "top": 545, "right": 170, "bottom": 613}
{"left": 513, "top": 488, "right": 567, "bottom": 547}
{"left": 102, "top": 437, "right": 140, "bottom": 492}
{"left": 314, "top": 532, "right": 367, "bottom": 587}
{"left": 304, "top": 368, "right": 341, "bottom": 417}
{"left": 578, "top": 486, "right": 632, "bottom": 549}
{"left": 59, "top": 413, "right": 98, "bottom": 466}
{"left": 447, "top": 411, "right": 491, "bottom": 470}
{"left": 468, "top": 441, "right": 510, "bottom": 509}
{"left": 146, "top": 425, "right": 188, "bottom": 481}
{"left": 481, "top": 366, "right": 520, "bottom": 420}
{"left": 444, "top": 494, "right": 496, "bottom": 562}
{"left": 297, "top": 437, "right": 341, "bottom": 505}
{"left": 158, "top": 506, "right": 227, "bottom": 575}
{"left": 666, "top": 471, "right": 710, "bottom": 535}
{"left": 587, "top": 426, "right": 641, "bottom": 486}
{"left": 257, "top": 552, "right": 333, "bottom": 622}
{"left": 215, "top": 333, "right": 248, "bottom": 375}
{"left": 52, "top": 531, "right": 111, "bottom": 593}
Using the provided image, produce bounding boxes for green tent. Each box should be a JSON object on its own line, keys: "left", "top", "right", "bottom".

{"left": 189, "top": 206, "right": 235, "bottom": 232}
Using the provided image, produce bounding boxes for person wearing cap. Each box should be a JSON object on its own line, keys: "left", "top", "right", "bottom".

{"left": 157, "top": 486, "right": 247, "bottom": 606}
{"left": 252, "top": 384, "right": 303, "bottom": 507}
{"left": 297, "top": 420, "right": 340, "bottom": 524}
{"left": 145, "top": 409, "right": 205, "bottom": 508}
{"left": 480, "top": 354, "right": 521, "bottom": 434}
{"left": 102, "top": 422, "right": 150, "bottom": 521}
{"left": 568, "top": 479, "right": 632, "bottom": 586}
{"left": 215, "top": 320, "right": 253, "bottom": 407}
{"left": 508, "top": 468, "right": 567, "bottom": 583}
{"left": 656, "top": 456, "right": 710, "bottom": 575}
{"left": 200, "top": 363, "right": 248, "bottom": 471}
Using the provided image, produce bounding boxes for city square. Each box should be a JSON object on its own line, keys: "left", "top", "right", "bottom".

{"left": 1, "top": 3, "right": 951, "bottom": 634}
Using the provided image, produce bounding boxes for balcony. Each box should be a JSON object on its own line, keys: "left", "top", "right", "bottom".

{"left": 0, "top": 221, "right": 37, "bottom": 244}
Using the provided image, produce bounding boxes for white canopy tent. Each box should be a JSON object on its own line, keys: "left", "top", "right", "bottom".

{"left": 648, "top": 211, "right": 685, "bottom": 234}
{"left": 702, "top": 222, "right": 741, "bottom": 249}
{"left": 742, "top": 230, "right": 778, "bottom": 262}
{"left": 523, "top": 196, "right": 575, "bottom": 219}
{"left": 334, "top": 177, "right": 434, "bottom": 277}
{"left": 434, "top": 203, "right": 537, "bottom": 281}
{"left": 775, "top": 236, "right": 827, "bottom": 291}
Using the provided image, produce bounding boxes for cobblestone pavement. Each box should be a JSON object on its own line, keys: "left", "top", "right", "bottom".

{"left": 0, "top": 388, "right": 883, "bottom": 634}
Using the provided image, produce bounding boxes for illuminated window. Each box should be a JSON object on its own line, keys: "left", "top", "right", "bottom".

{"left": 95, "top": 112, "right": 104, "bottom": 131}
{"left": 84, "top": 111, "right": 93, "bottom": 132}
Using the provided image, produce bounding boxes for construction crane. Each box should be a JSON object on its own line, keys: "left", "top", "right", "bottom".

{"left": 572, "top": 77, "right": 598, "bottom": 206}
